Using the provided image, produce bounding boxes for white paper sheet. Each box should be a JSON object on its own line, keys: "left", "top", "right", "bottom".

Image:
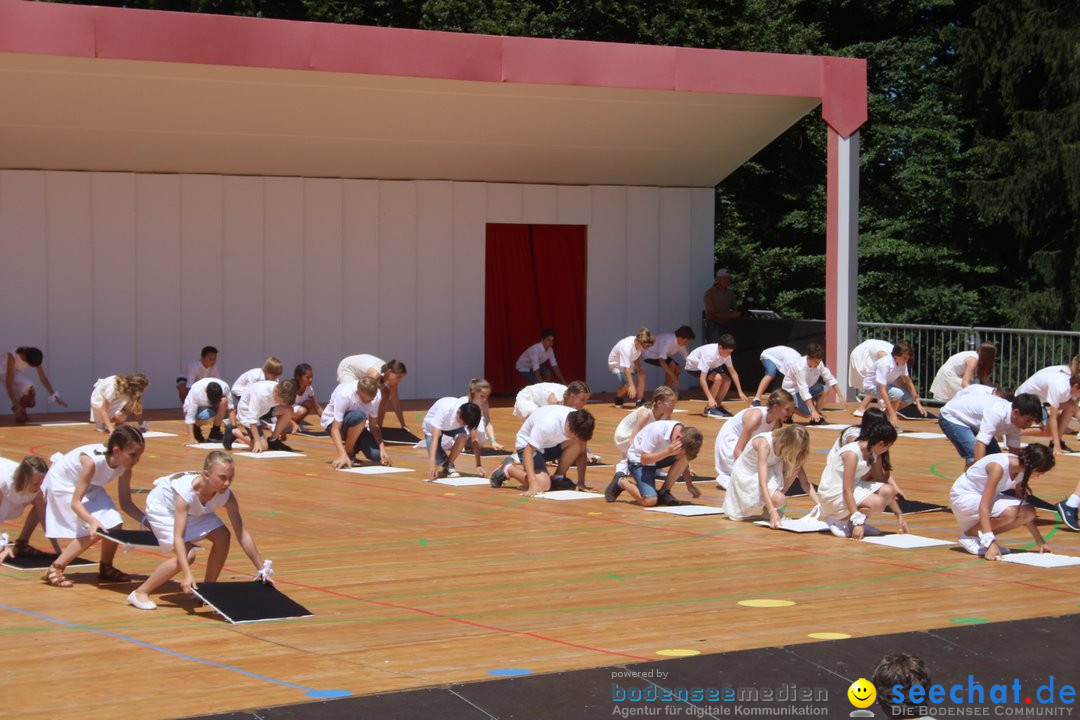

{"left": 1000, "top": 553, "right": 1080, "bottom": 568}
{"left": 338, "top": 466, "right": 414, "bottom": 475}
{"left": 430, "top": 476, "right": 490, "bottom": 486}
{"left": 898, "top": 432, "right": 947, "bottom": 440}
{"left": 534, "top": 490, "right": 605, "bottom": 500}
{"left": 140, "top": 431, "right": 177, "bottom": 438}
{"left": 188, "top": 442, "right": 250, "bottom": 450}
{"left": 861, "top": 534, "right": 955, "bottom": 548}
{"left": 754, "top": 514, "right": 830, "bottom": 533}
{"left": 234, "top": 451, "right": 306, "bottom": 459}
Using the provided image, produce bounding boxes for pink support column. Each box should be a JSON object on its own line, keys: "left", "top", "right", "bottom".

{"left": 826, "top": 127, "right": 860, "bottom": 400}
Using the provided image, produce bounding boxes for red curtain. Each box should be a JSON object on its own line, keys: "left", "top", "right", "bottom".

{"left": 485, "top": 224, "right": 587, "bottom": 393}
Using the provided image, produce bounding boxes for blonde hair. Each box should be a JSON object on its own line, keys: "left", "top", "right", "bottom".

{"left": 635, "top": 327, "right": 655, "bottom": 348}
{"left": 1067, "top": 354, "right": 1080, "bottom": 377}
{"left": 766, "top": 388, "right": 795, "bottom": 409}
{"left": 275, "top": 378, "right": 298, "bottom": 406}
{"left": 116, "top": 373, "right": 150, "bottom": 415}
{"left": 13, "top": 455, "right": 47, "bottom": 493}
{"left": 467, "top": 378, "right": 491, "bottom": 401}
{"left": 357, "top": 375, "right": 379, "bottom": 400}
{"left": 203, "top": 450, "right": 235, "bottom": 472}
{"left": 771, "top": 425, "right": 810, "bottom": 478}
{"left": 648, "top": 385, "right": 678, "bottom": 409}
{"left": 262, "top": 356, "right": 284, "bottom": 376}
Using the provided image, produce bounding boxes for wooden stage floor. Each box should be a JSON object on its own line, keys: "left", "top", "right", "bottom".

{"left": 3, "top": 398, "right": 1078, "bottom": 719}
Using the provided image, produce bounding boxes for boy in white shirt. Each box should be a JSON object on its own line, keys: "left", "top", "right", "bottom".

{"left": 231, "top": 356, "right": 282, "bottom": 407}
{"left": 323, "top": 376, "right": 391, "bottom": 469}
{"left": 490, "top": 405, "right": 596, "bottom": 496}
{"left": 1017, "top": 366, "right": 1080, "bottom": 454}
{"left": 642, "top": 325, "right": 695, "bottom": 390}
{"left": 685, "top": 334, "right": 747, "bottom": 417}
{"left": 422, "top": 398, "right": 483, "bottom": 480}
{"left": 604, "top": 421, "right": 704, "bottom": 506}
{"left": 752, "top": 343, "right": 840, "bottom": 425}
{"left": 515, "top": 328, "right": 567, "bottom": 385}
{"left": 859, "top": 340, "right": 926, "bottom": 424}
{"left": 939, "top": 390, "right": 1041, "bottom": 466}
{"left": 226, "top": 379, "right": 298, "bottom": 454}
{"left": 608, "top": 328, "right": 655, "bottom": 408}
{"left": 182, "top": 378, "right": 236, "bottom": 445}
{"left": 177, "top": 346, "right": 219, "bottom": 403}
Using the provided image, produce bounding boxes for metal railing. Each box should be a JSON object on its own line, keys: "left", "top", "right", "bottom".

{"left": 856, "top": 322, "right": 1080, "bottom": 402}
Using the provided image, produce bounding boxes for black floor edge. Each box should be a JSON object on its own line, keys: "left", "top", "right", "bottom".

{"left": 189, "top": 613, "right": 1080, "bottom": 720}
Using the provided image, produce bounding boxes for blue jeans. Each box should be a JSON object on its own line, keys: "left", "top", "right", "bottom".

{"left": 627, "top": 455, "right": 677, "bottom": 500}
{"left": 515, "top": 444, "right": 562, "bottom": 476}
{"left": 794, "top": 382, "right": 826, "bottom": 415}
{"left": 939, "top": 417, "right": 999, "bottom": 464}
{"left": 864, "top": 383, "right": 911, "bottom": 404}
{"left": 426, "top": 427, "right": 465, "bottom": 466}
{"left": 195, "top": 407, "right": 215, "bottom": 422}
{"left": 340, "top": 410, "right": 382, "bottom": 461}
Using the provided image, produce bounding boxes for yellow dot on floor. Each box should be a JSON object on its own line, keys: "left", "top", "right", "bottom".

{"left": 444, "top": 493, "right": 456, "bottom": 496}
{"left": 147, "top": 455, "right": 159, "bottom": 459}
{"left": 305, "top": 473, "right": 317, "bottom": 477}
{"left": 587, "top": 511, "right": 602, "bottom": 516}
{"left": 656, "top": 649, "right": 700, "bottom": 657}
{"left": 808, "top": 632, "right": 851, "bottom": 640}
{"left": 737, "top": 599, "right": 795, "bottom": 608}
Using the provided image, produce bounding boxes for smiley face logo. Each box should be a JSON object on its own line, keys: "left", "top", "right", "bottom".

{"left": 847, "top": 678, "right": 877, "bottom": 708}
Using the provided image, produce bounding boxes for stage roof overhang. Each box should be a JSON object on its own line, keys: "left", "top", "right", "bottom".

{"left": 0, "top": 0, "right": 866, "bottom": 188}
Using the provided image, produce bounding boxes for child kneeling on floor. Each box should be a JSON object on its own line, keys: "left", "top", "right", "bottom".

{"left": 605, "top": 421, "right": 704, "bottom": 506}
{"left": 127, "top": 451, "right": 272, "bottom": 610}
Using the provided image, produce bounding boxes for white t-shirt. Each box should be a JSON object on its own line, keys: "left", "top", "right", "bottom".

{"left": 515, "top": 342, "right": 559, "bottom": 372}
{"left": 849, "top": 339, "right": 893, "bottom": 388}
{"left": 626, "top": 420, "right": 680, "bottom": 465}
{"left": 1017, "top": 366, "right": 1073, "bottom": 408}
{"left": 89, "top": 376, "right": 128, "bottom": 421}
{"left": 515, "top": 404, "right": 574, "bottom": 451}
{"left": 236, "top": 380, "right": 279, "bottom": 426}
{"left": 950, "top": 453, "right": 1015, "bottom": 500}
{"left": 337, "top": 354, "right": 385, "bottom": 383}
{"left": 643, "top": 334, "right": 689, "bottom": 362}
{"left": 941, "top": 393, "right": 1020, "bottom": 448}
{"left": 513, "top": 383, "right": 567, "bottom": 418}
{"left": 422, "top": 397, "right": 466, "bottom": 435}
{"left": 0, "top": 457, "right": 37, "bottom": 522}
{"left": 768, "top": 351, "right": 838, "bottom": 404}
{"left": 183, "top": 378, "right": 233, "bottom": 424}
{"left": 321, "top": 382, "right": 382, "bottom": 429}
{"left": 607, "top": 337, "right": 641, "bottom": 371}
{"left": 231, "top": 368, "right": 265, "bottom": 399}
{"left": 684, "top": 345, "right": 733, "bottom": 373}
{"left": 185, "top": 359, "right": 219, "bottom": 387}
{"left": 863, "top": 354, "right": 909, "bottom": 393}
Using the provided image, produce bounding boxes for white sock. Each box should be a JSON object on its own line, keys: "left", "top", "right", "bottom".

{"left": 1066, "top": 494, "right": 1080, "bottom": 509}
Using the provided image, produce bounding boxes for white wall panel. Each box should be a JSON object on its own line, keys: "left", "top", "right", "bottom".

{"left": 262, "top": 177, "right": 304, "bottom": 377}
{"left": 180, "top": 175, "right": 224, "bottom": 378}
{"left": 222, "top": 176, "right": 265, "bottom": 380}
{"left": 91, "top": 173, "right": 137, "bottom": 381}
{"left": 135, "top": 174, "right": 181, "bottom": 411}
{"left": 453, "top": 183, "right": 486, "bottom": 387}
{"left": 586, "top": 186, "right": 628, "bottom": 391}
{"left": 377, "top": 182, "right": 418, "bottom": 399}
{"left": 341, "top": 179, "right": 380, "bottom": 379}
{"left": 0, "top": 171, "right": 47, "bottom": 347}
{"left": 0, "top": 171, "right": 713, "bottom": 410}
{"left": 46, "top": 173, "right": 95, "bottom": 406}
{"left": 556, "top": 186, "right": 591, "bottom": 225}
{"left": 416, "top": 181, "right": 455, "bottom": 397}
{"left": 302, "top": 178, "right": 343, "bottom": 385}
{"left": 521, "top": 184, "right": 557, "bottom": 225}
{"left": 658, "top": 189, "right": 693, "bottom": 331}
{"left": 486, "top": 184, "right": 522, "bottom": 224}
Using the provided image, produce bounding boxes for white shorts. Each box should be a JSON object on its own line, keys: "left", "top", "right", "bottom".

{"left": 951, "top": 492, "right": 1024, "bottom": 534}
{"left": 44, "top": 486, "right": 122, "bottom": 539}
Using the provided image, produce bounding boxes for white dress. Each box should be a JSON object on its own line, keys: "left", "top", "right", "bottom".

{"left": 41, "top": 444, "right": 123, "bottom": 538}
{"left": 930, "top": 351, "right": 978, "bottom": 402}
{"left": 817, "top": 441, "right": 880, "bottom": 521}
{"left": 0, "top": 457, "right": 37, "bottom": 522}
{"left": 1, "top": 350, "right": 35, "bottom": 399}
{"left": 336, "top": 354, "right": 385, "bottom": 383}
{"left": 89, "top": 376, "right": 130, "bottom": 428}
{"left": 145, "top": 471, "right": 230, "bottom": 552}
{"left": 949, "top": 453, "right": 1022, "bottom": 532}
{"left": 714, "top": 407, "right": 778, "bottom": 489}
{"left": 848, "top": 339, "right": 893, "bottom": 392}
{"left": 723, "top": 434, "right": 784, "bottom": 521}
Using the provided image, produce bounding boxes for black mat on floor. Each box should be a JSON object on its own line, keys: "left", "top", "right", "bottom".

{"left": 1001, "top": 490, "right": 1056, "bottom": 512}
{"left": 896, "top": 498, "right": 949, "bottom": 514}
{"left": 296, "top": 428, "right": 329, "bottom": 437}
{"left": 479, "top": 447, "right": 513, "bottom": 457}
{"left": 898, "top": 405, "right": 938, "bottom": 420}
{"left": 187, "top": 613, "right": 1079, "bottom": 720}
{"left": 381, "top": 427, "right": 422, "bottom": 444}
{"left": 785, "top": 482, "right": 818, "bottom": 497}
{"left": 2, "top": 554, "right": 95, "bottom": 570}
{"left": 95, "top": 528, "right": 159, "bottom": 548}
{"left": 193, "top": 581, "right": 312, "bottom": 624}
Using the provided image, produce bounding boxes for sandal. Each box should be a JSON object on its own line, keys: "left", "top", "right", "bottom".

{"left": 97, "top": 563, "right": 132, "bottom": 583}
{"left": 13, "top": 539, "right": 50, "bottom": 558}
{"left": 43, "top": 563, "right": 74, "bottom": 588}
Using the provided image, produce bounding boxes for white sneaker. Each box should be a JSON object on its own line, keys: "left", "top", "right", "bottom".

{"left": 127, "top": 590, "right": 157, "bottom": 611}
{"left": 716, "top": 476, "right": 729, "bottom": 490}
{"left": 957, "top": 536, "right": 984, "bottom": 556}
{"left": 828, "top": 519, "right": 852, "bottom": 538}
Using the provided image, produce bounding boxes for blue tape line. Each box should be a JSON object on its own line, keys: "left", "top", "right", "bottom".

{"left": 0, "top": 602, "right": 351, "bottom": 698}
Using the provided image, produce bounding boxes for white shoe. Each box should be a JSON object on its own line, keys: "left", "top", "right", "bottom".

{"left": 828, "top": 519, "right": 852, "bottom": 538}
{"left": 852, "top": 410, "right": 865, "bottom": 418}
{"left": 715, "top": 477, "right": 729, "bottom": 491}
{"left": 127, "top": 590, "right": 157, "bottom": 610}
{"left": 956, "top": 537, "right": 984, "bottom": 556}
